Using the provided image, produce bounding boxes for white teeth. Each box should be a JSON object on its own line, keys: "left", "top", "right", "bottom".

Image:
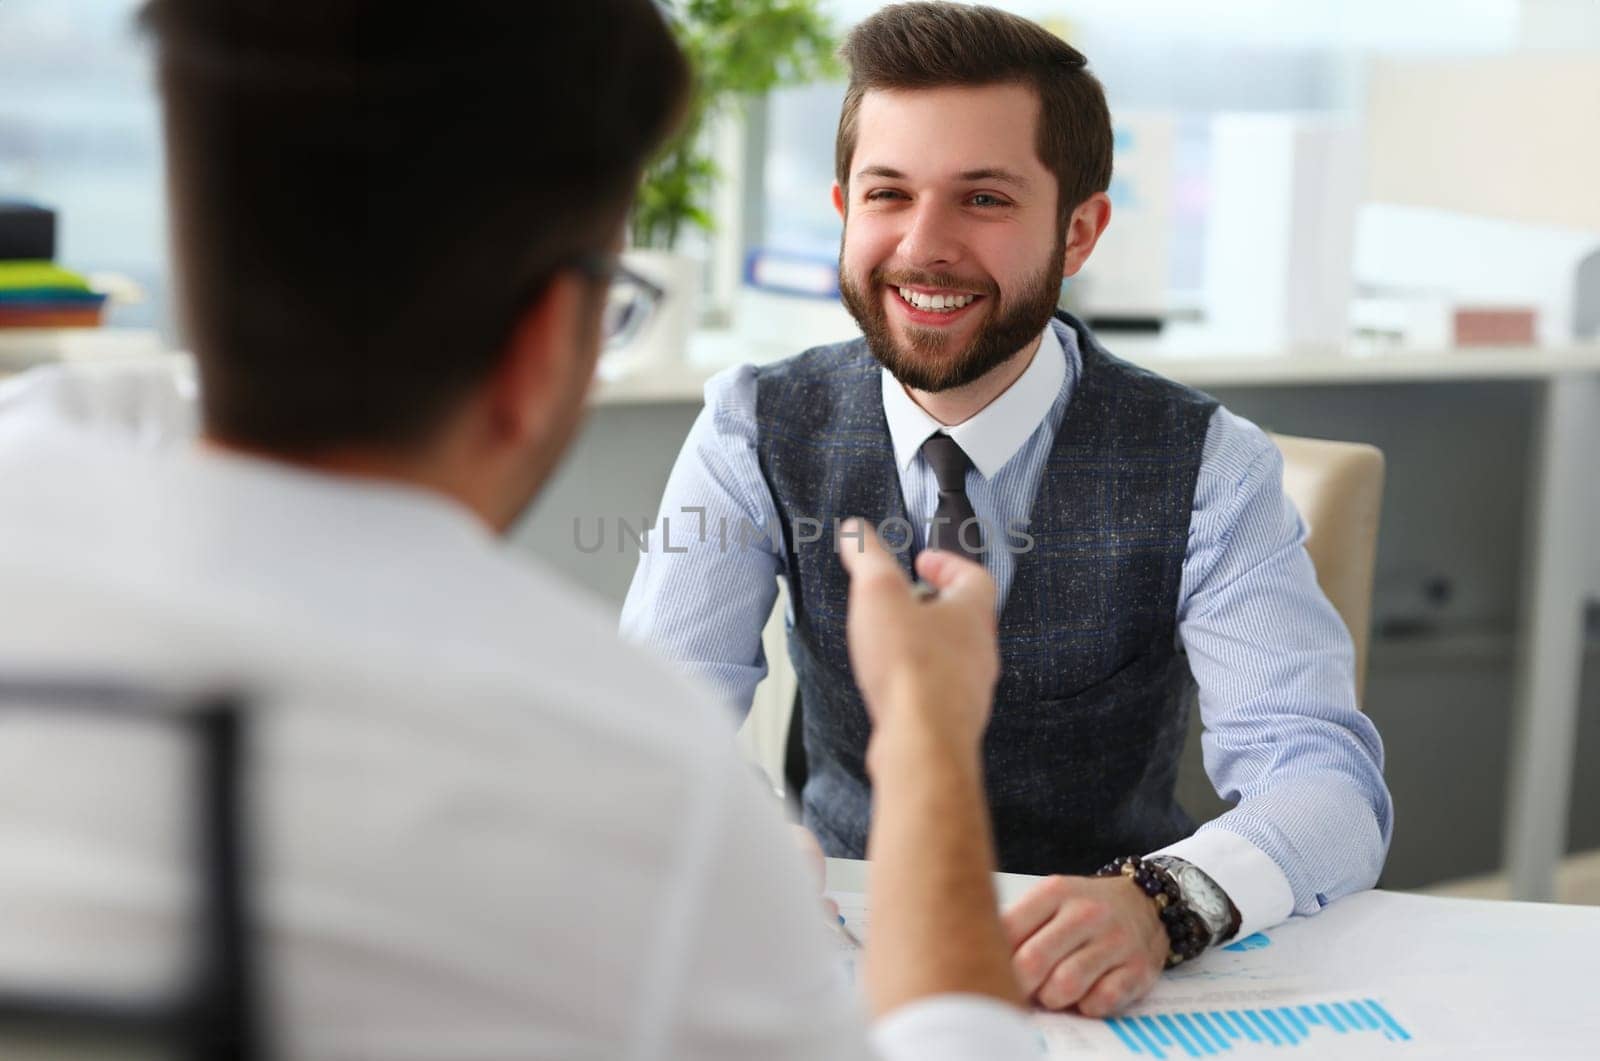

{"left": 896, "top": 287, "right": 976, "bottom": 312}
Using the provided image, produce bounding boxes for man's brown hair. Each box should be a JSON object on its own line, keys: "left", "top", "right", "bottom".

{"left": 140, "top": 0, "right": 688, "bottom": 453}
{"left": 835, "top": 2, "right": 1112, "bottom": 231}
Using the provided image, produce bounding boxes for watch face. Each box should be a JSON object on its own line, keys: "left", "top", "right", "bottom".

{"left": 1172, "top": 864, "right": 1233, "bottom": 934}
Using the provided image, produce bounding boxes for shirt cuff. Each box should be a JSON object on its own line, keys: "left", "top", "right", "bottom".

{"left": 1152, "top": 829, "right": 1294, "bottom": 943}
{"left": 871, "top": 994, "right": 1043, "bottom": 1061}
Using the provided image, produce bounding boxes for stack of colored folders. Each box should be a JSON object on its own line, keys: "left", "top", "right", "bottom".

{"left": 0, "top": 261, "right": 109, "bottom": 328}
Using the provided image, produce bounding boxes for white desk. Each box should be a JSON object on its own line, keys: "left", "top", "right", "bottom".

{"left": 609, "top": 331, "right": 1600, "bottom": 902}
{"left": 826, "top": 857, "right": 1600, "bottom": 1059}
{"left": 0, "top": 327, "right": 165, "bottom": 375}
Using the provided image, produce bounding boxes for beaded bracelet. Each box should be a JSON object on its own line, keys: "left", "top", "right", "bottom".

{"left": 1094, "top": 855, "right": 1212, "bottom": 968}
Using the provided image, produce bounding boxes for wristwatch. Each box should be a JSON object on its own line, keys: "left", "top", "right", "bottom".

{"left": 1147, "top": 855, "right": 1241, "bottom": 947}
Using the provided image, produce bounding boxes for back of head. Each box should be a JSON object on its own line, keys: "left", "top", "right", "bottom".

{"left": 141, "top": 0, "right": 689, "bottom": 454}
{"left": 835, "top": 2, "right": 1111, "bottom": 230}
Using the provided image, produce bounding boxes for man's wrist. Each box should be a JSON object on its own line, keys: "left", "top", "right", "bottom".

{"left": 865, "top": 714, "right": 980, "bottom": 783}
{"left": 1096, "top": 855, "right": 1229, "bottom": 967}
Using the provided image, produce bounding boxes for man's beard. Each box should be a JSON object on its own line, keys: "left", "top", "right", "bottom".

{"left": 838, "top": 236, "right": 1065, "bottom": 393}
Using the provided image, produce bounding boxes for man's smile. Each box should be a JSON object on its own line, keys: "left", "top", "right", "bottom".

{"left": 887, "top": 283, "right": 988, "bottom": 327}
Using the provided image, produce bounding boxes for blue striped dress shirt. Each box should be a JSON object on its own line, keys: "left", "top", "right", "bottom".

{"left": 621, "top": 324, "right": 1393, "bottom": 939}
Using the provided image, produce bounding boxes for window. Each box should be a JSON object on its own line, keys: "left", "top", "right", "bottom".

{"left": 0, "top": 0, "right": 168, "bottom": 338}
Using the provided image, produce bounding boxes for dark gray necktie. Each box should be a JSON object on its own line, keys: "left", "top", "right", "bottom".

{"left": 920, "top": 433, "right": 982, "bottom": 563}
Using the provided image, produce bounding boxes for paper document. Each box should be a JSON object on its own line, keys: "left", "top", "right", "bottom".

{"left": 826, "top": 887, "right": 1600, "bottom": 1059}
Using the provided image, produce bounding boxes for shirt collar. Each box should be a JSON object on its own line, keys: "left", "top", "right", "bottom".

{"left": 880, "top": 322, "right": 1067, "bottom": 479}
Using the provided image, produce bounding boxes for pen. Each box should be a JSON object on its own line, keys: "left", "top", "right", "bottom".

{"left": 835, "top": 913, "right": 863, "bottom": 949}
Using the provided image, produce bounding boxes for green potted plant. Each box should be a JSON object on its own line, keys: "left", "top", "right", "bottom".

{"left": 623, "top": 0, "right": 836, "bottom": 363}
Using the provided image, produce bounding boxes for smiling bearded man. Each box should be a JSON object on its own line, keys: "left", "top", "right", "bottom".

{"left": 623, "top": 0, "right": 1392, "bottom": 1021}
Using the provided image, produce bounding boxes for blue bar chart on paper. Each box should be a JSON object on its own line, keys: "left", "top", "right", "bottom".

{"left": 1101, "top": 998, "right": 1412, "bottom": 1058}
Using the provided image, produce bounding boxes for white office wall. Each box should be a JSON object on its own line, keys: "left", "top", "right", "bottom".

{"left": 826, "top": 1, "right": 1520, "bottom": 51}
{"left": 1520, "top": 0, "right": 1600, "bottom": 47}
{"left": 1364, "top": 55, "right": 1600, "bottom": 232}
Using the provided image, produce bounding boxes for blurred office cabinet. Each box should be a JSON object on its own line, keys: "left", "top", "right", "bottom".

{"left": 1202, "top": 114, "right": 1361, "bottom": 348}
{"left": 1577, "top": 249, "right": 1600, "bottom": 342}
{"left": 1072, "top": 113, "right": 1174, "bottom": 330}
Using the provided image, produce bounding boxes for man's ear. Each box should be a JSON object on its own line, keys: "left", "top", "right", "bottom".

{"left": 1061, "top": 192, "right": 1113, "bottom": 280}
{"left": 831, "top": 181, "right": 847, "bottom": 221}
{"left": 485, "top": 273, "right": 589, "bottom": 448}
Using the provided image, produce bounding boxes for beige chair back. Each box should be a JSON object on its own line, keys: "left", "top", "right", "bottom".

{"left": 1270, "top": 433, "right": 1386, "bottom": 704}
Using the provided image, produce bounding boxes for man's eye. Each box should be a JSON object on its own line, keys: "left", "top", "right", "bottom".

{"left": 864, "top": 189, "right": 905, "bottom": 202}
{"left": 969, "top": 193, "right": 1009, "bottom": 207}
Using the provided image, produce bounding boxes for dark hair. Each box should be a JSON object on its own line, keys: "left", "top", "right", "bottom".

{"left": 835, "top": 2, "right": 1111, "bottom": 232}
{"left": 140, "top": 0, "right": 689, "bottom": 453}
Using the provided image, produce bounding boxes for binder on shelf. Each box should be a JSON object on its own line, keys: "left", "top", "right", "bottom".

{"left": 0, "top": 260, "right": 108, "bottom": 328}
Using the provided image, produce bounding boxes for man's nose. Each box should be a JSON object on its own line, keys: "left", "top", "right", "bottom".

{"left": 897, "top": 200, "right": 963, "bottom": 271}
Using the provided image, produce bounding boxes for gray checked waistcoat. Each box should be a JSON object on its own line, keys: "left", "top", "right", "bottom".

{"left": 753, "top": 311, "right": 1219, "bottom": 876}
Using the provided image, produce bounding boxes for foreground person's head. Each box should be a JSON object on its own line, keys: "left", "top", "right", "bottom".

{"left": 142, "top": 0, "right": 689, "bottom": 528}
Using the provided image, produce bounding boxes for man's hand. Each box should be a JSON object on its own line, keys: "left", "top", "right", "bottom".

{"left": 837, "top": 518, "right": 998, "bottom": 747}
{"left": 1003, "top": 874, "right": 1168, "bottom": 1016}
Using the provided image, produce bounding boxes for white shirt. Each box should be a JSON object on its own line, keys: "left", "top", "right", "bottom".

{"left": 0, "top": 361, "right": 1039, "bottom": 1060}
{"left": 878, "top": 324, "right": 1069, "bottom": 480}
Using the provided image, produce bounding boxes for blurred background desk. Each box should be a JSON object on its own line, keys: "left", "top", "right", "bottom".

{"left": 0, "top": 327, "right": 163, "bottom": 376}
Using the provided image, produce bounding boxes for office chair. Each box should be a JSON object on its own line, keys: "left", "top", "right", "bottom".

{"left": 777, "top": 432, "right": 1387, "bottom": 798}
{"left": 1270, "top": 433, "right": 1386, "bottom": 706}
{"left": 0, "top": 679, "right": 265, "bottom": 1061}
